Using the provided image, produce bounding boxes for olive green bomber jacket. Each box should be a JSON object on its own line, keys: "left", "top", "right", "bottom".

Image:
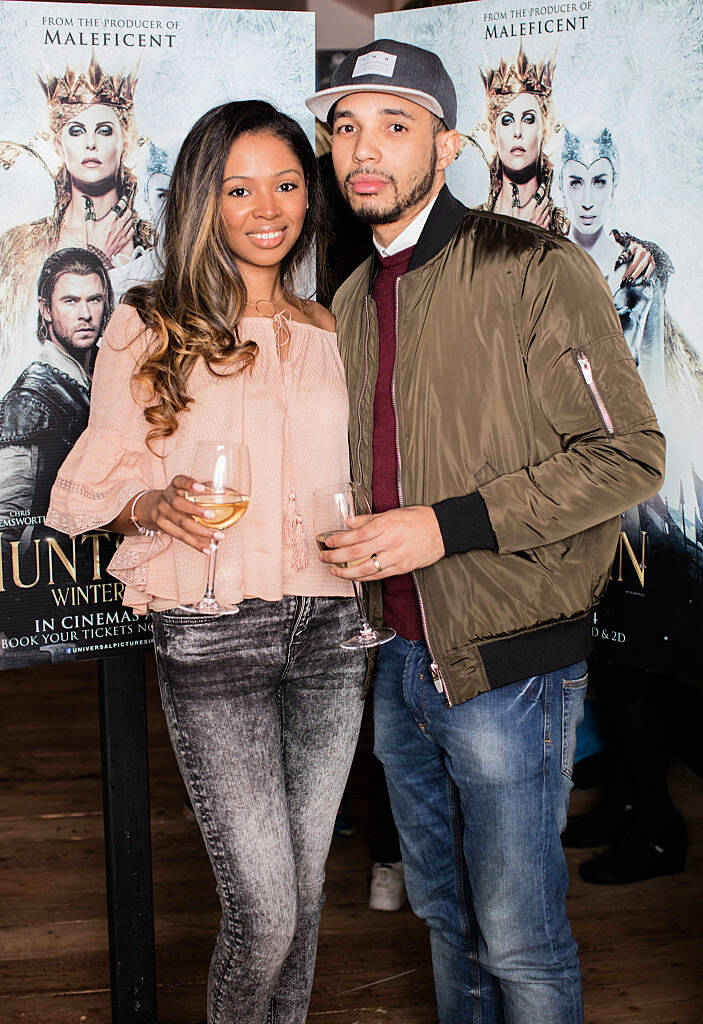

{"left": 331, "top": 187, "right": 665, "bottom": 706}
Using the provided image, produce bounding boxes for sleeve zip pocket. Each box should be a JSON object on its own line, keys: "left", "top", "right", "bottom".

{"left": 574, "top": 349, "right": 615, "bottom": 436}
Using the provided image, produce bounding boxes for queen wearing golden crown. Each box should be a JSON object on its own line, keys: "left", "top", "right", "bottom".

{"left": 0, "top": 54, "right": 153, "bottom": 390}
{"left": 472, "top": 44, "right": 568, "bottom": 234}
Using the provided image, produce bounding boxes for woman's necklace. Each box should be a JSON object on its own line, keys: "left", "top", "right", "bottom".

{"left": 83, "top": 194, "right": 130, "bottom": 223}
{"left": 245, "top": 298, "right": 293, "bottom": 351}
{"left": 509, "top": 181, "right": 546, "bottom": 210}
{"left": 501, "top": 161, "right": 545, "bottom": 211}
{"left": 245, "top": 298, "right": 286, "bottom": 318}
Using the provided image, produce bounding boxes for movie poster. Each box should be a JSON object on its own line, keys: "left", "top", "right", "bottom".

{"left": 0, "top": 1, "right": 315, "bottom": 667}
{"left": 376, "top": 0, "right": 703, "bottom": 674}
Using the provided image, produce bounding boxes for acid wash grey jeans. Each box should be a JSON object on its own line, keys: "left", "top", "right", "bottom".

{"left": 152, "top": 596, "right": 365, "bottom": 1024}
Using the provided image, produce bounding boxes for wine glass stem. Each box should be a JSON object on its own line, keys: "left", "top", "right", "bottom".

{"left": 204, "top": 539, "right": 220, "bottom": 601}
{"left": 352, "top": 580, "right": 373, "bottom": 631}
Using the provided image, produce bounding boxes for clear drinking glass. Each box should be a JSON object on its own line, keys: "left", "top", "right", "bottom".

{"left": 313, "top": 481, "right": 396, "bottom": 649}
{"left": 179, "top": 442, "right": 250, "bottom": 616}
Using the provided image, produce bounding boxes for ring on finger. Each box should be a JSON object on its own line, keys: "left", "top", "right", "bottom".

{"left": 371, "top": 553, "right": 382, "bottom": 574}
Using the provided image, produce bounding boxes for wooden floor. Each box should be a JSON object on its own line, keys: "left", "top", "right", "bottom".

{"left": 1, "top": 655, "right": 702, "bottom": 1024}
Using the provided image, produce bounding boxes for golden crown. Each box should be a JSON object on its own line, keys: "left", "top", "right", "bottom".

{"left": 481, "top": 44, "right": 555, "bottom": 110}
{"left": 38, "top": 52, "right": 137, "bottom": 134}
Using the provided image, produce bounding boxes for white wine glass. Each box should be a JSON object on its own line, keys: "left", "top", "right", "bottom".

{"left": 313, "top": 481, "right": 395, "bottom": 649}
{"left": 179, "top": 442, "right": 250, "bottom": 616}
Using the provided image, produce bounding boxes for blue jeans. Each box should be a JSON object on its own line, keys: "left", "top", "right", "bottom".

{"left": 152, "top": 597, "right": 365, "bottom": 1024}
{"left": 374, "top": 636, "right": 587, "bottom": 1024}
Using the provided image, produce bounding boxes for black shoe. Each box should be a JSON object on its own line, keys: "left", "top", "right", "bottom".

{"left": 579, "top": 822, "right": 687, "bottom": 885}
{"left": 562, "top": 801, "right": 633, "bottom": 848}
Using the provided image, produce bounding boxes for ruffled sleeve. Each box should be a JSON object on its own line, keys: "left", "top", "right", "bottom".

{"left": 46, "top": 303, "right": 172, "bottom": 611}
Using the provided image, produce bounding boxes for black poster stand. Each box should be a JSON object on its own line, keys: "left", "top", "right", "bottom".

{"left": 98, "top": 650, "right": 158, "bottom": 1023}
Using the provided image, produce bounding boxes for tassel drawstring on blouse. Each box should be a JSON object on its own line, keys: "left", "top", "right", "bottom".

{"left": 272, "top": 308, "right": 292, "bottom": 347}
{"left": 274, "top": 310, "right": 309, "bottom": 571}
{"left": 283, "top": 491, "right": 308, "bottom": 570}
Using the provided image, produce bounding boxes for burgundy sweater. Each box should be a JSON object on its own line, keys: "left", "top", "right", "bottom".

{"left": 371, "top": 245, "right": 424, "bottom": 641}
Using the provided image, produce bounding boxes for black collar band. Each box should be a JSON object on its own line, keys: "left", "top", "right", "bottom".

{"left": 502, "top": 160, "right": 538, "bottom": 186}
{"left": 367, "top": 184, "right": 468, "bottom": 292}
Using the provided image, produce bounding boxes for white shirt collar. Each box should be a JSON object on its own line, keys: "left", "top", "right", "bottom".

{"left": 372, "top": 192, "right": 440, "bottom": 259}
{"left": 40, "top": 340, "right": 91, "bottom": 389}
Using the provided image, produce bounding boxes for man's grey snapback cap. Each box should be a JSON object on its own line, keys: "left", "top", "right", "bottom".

{"left": 305, "top": 39, "right": 457, "bottom": 130}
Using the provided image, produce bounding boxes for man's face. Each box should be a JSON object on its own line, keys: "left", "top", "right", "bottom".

{"left": 330, "top": 92, "right": 441, "bottom": 225}
{"left": 40, "top": 272, "right": 106, "bottom": 357}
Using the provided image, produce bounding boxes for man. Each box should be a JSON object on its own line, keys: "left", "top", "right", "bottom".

{"left": 0, "top": 246, "right": 113, "bottom": 539}
{"left": 307, "top": 40, "right": 664, "bottom": 1023}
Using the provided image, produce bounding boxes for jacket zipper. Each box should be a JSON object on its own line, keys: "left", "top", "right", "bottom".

{"left": 391, "top": 276, "right": 451, "bottom": 705}
{"left": 356, "top": 296, "right": 371, "bottom": 484}
{"left": 575, "top": 351, "right": 615, "bottom": 436}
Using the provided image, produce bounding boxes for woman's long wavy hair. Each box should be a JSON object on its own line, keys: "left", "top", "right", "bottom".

{"left": 124, "top": 100, "right": 328, "bottom": 450}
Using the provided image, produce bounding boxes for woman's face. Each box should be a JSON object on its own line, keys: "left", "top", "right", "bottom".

{"left": 145, "top": 171, "right": 171, "bottom": 225}
{"left": 493, "top": 93, "right": 545, "bottom": 172}
{"left": 562, "top": 157, "right": 614, "bottom": 235}
{"left": 220, "top": 130, "right": 308, "bottom": 274}
{"left": 60, "top": 104, "right": 123, "bottom": 186}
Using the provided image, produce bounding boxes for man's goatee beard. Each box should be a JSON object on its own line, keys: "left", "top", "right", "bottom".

{"left": 349, "top": 150, "right": 437, "bottom": 226}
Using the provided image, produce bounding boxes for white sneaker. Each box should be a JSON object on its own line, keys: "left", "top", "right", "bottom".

{"left": 369, "top": 860, "right": 405, "bottom": 911}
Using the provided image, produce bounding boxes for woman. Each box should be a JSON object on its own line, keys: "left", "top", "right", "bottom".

{"left": 0, "top": 53, "right": 152, "bottom": 389}
{"left": 46, "top": 100, "right": 365, "bottom": 1023}
{"left": 558, "top": 121, "right": 699, "bottom": 434}
{"left": 110, "top": 135, "right": 182, "bottom": 301}
{"left": 472, "top": 44, "right": 567, "bottom": 232}
{"left": 558, "top": 120, "right": 695, "bottom": 886}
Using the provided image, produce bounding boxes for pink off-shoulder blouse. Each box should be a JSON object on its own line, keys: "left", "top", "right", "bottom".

{"left": 46, "top": 304, "right": 354, "bottom": 613}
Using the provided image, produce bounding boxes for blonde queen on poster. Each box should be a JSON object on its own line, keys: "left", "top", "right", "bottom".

{"left": 0, "top": 53, "right": 153, "bottom": 390}
{"left": 469, "top": 43, "right": 568, "bottom": 234}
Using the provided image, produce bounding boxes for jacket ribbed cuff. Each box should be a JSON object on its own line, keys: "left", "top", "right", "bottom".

{"left": 432, "top": 491, "right": 497, "bottom": 556}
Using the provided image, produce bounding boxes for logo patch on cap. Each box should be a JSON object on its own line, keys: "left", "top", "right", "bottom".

{"left": 352, "top": 51, "right": 397, "bottom": 78}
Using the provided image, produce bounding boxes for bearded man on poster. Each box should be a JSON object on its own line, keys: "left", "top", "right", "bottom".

{"left": 307, "top": 40, "right": 665, "bottom": 1024}
{"left": 0, "top": 246, "right": 113, "bottom": 542}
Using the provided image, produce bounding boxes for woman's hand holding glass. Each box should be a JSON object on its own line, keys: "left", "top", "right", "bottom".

{"left": 133, "top": 477, "right": 229, "bottom": 552}
{"left": 181, "top": 442, "right": 250, "bottom": 615}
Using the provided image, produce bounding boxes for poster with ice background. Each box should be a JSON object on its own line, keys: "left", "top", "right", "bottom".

{"left": 378, "top": 0, "right": 703, "bottom": 671}
{"left": 0, "top": 2, "right": 314, "bottom": 667}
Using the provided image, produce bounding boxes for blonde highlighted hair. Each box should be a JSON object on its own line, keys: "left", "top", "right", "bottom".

{"left": 124, "top": 100, "right": 327, "bottom": 450}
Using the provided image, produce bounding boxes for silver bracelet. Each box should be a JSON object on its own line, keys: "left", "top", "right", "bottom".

{"left": 129, "top": 490, "right": 160, "bottom": 538}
